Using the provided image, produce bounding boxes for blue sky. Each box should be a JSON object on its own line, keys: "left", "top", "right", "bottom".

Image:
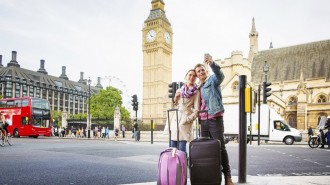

{"left": 1, "top": 0, "right": 329, "bottom": 112}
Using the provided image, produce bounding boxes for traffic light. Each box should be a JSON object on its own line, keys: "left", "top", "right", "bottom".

{"left": 131, "top": 94, "right": 138, "bottom": 111}
{"left": 168, "top": 82, "right": 177, "bottom": 101}
{"left": 263, "top": 81, "right": 272, "bottom": 104}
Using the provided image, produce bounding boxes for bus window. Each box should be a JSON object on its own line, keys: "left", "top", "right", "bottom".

{"left": 21, "top": 117, "right": 30, "bottom": 125}
{"left": 33, "top": 118, "right": 41, "bottom": 127}
{"left": 22, "top": 99, "right": 29, "bottom": 107}
{"left": 15, "top": 99, "right": 22, "bottom": 107}
{"left": 7, "top": 100, "right": 15, "bottom": 107}
{"left": 0, "top": 100, "right": 6, "bottom": 108}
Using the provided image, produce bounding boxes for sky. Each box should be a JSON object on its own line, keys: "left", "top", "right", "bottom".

{"left": 1, "top": 0, "right": 330, "bottom": 112}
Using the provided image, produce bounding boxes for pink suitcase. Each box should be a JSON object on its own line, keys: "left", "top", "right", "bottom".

{"left": 157, "top": 148, "right": 187, "bottom": 185}
{"left": 157, "top": 109, "right": 187, "bottom": 185}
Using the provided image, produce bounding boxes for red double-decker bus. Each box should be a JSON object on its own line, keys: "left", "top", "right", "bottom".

{"left": 0, "top": 97, "right": 52, "bottom": 138}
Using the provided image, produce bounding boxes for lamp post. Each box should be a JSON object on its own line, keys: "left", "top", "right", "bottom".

{"left": 88, "top": 77, "right": 91, "bottom": 138}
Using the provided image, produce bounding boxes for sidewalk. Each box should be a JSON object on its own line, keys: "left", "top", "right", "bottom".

{"left": 121, "top": 175, "right": 329, "bottom": 185}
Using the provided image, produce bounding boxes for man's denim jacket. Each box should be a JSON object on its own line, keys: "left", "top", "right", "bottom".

{"left": 200, "top": 62, "right": 225, "bottom": 116}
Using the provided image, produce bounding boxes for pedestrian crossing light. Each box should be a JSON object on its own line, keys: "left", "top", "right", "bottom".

{"left": 263, "top": 81, "right": 272, "bottom": 104}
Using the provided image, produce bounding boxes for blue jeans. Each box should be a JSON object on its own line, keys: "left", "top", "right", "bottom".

{"left": 170, "top": 140, "right": 187, "bottom": 153}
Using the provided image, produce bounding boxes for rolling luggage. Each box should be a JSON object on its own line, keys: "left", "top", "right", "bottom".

{"left": 189, "top": 110, "right": 222, "bottom": 185}
{"left": 157, "top": 109, "right": 187, "bottom": 185}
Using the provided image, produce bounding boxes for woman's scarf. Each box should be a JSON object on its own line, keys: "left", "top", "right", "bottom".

{"left": 181, "top": 84, "right": 198, "bottom": 98}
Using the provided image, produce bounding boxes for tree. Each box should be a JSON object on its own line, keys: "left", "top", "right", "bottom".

{"left": 51, "top": 110, "right": 62, "bottom": 127}
{"left": 90, "top": 86, "right": 130, "bottom": 121}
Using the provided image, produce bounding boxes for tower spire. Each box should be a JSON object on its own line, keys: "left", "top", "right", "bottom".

{"left": 248, "top": 17, "right": 259, "bottom": 63}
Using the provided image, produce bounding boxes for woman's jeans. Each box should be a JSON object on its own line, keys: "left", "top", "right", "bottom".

{"left": 170, "top": 140, "right": 187, "bottom": 153}
{"left": 200, "top": 116, "right": 232, "bottom": 178}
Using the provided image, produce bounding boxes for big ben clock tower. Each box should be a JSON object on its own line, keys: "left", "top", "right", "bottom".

{"left": 142, "top": 0, "right": 173, "bottom": 126}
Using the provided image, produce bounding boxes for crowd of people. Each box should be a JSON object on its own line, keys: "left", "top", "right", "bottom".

{"left": 51, "top": 124, "right": 127, "bottom": 140}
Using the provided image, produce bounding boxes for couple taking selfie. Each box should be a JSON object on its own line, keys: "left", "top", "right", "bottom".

{"left": 168, "top": 53, "right": 234, "bottom": 185}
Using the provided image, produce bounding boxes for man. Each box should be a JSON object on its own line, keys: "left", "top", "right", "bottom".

{"left": 194, "top": 53, "right": 234, "bottom": 185}
{"left": 321, "top": 116, "right": 330, "bottom": 148}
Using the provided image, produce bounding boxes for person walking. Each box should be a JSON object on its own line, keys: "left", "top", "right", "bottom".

{"left": 168, "top": 69, "right": 200, "bottom": 154}
{"left": 105, "top": 127, "right": 109, "bottom": 139}
{"left": 133, "top": 122, "right": 139, "bottom": 141}
{"left": 121, "top": 125, "right": 126, "bottom": 138}
{"left": 194, "top": 53, "right": 234, "bottom": 185}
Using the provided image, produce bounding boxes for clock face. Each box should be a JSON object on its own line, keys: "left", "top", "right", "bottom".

{"left": 146, "top": 30, "right": 156, "bottom": 42}
{"left": 164, "top": 31, "right": 171, "bottom": 44}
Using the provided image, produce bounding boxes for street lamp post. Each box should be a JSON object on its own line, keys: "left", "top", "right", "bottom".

{"left": 88, "top": 77, "right": 91, "bottom": 138}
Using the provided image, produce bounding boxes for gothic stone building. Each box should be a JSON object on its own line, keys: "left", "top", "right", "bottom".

{"left": 218, "top": 18, "right": 330, "bottom": 131}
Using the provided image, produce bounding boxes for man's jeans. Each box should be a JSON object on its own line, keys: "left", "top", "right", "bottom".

{"left": 200, "top": 116, "right": 231, "bottom": 178}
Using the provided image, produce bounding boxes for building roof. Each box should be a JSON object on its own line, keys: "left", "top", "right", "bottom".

{"left": 251, "top": 40, "right": 330, "bottom": 84}
{"left": 0, "top": 66, "right": 99, "bottom": 94}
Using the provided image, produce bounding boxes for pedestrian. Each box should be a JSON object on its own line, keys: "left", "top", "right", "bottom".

{"left": 115, "top": 127, "right": 119, "bottom": 141}
{"left": 101, "top": 127, "right": 106, "bottom": 138}
{"left": 133, "top": 122, "right": 139, "bottom": 141}
{"left": 168, "top": 69, "right": 200, "bottom": 154}
{"left": 95, "top": 126, "right": 99, "bottom": 139}
{"left": 194, "top": 53, "right": 234, "bottom": 185}
{"left": 122, "top": 125, "right": 126, "bottom": 138}
{"left": 307, "top": 126, "right": 313, "bottom": 137}
{"left": 61, "top": 127, "right": 65, "bottom": 137}
{"left": 105, "top": 127, "right": 109, "bottom": 139}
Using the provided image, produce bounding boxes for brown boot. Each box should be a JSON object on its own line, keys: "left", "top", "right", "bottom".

{"left": 225, "top": 177, "right": 234, "bottom": 185}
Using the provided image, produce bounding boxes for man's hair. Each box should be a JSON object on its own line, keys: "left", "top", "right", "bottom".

{"left": 194, "top": 63, "right": 206, "bottom": 70}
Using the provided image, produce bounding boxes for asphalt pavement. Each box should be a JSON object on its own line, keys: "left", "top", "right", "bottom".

{"left": 56, "top": 134, "right": 330, "bottom": 185}
{"left": 120, "top": 175, "right": 329, "bottom": 185}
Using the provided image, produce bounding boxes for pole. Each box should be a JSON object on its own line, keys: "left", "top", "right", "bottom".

{"left": 151, "top": 120, "right": 153, "bottom": 144}
{"left": 238, "top": 75, "right": 247, "bottom": 183}
{"left": 249, "top": 88, "right": 252, "bottom": 145}
{"left": 258, "top": 84, "right": 261, "bottom": 145}
{"left": 88, "top": 78, "right": 91, "bottom": 139}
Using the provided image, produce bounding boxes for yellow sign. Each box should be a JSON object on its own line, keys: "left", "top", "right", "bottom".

{"left": 255, "top": 123, "right": 259, "bottom": 130}
{"left": 245, "top": 87, "right": 251, "bottom": 112}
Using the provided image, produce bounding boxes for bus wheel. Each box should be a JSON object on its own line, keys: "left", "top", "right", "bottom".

{"left": 33, "top": 136, "right": 39, "bottom": 138}
{"left": 13, "top": 129, "right": 20, "bottom": 138}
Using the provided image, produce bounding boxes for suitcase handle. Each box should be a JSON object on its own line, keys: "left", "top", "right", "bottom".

{"left": 167, "top": 109, "right": 179, "bottom": 147}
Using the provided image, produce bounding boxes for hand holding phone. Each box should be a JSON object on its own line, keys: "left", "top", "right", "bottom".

{"left": 204, "top": 53, "right": 213, "bottom": 65}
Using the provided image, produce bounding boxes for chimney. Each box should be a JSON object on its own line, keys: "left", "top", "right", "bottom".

{"left": 59, "top": 66, "right": 69, "bottom": 80}
{"left": 37, "top": 59, "right": 48, "bottom": 74}
{"left": 0, "top": 55, "right": 3, "bottom": 68}
{"left": 7, "top": 51, "right": 20, "bottom": 67}
{"left": 78, "top": 72, "right": 86, "bottom": 84}
{"left": 95, "top": 77, "right": 103, "bottom": 89}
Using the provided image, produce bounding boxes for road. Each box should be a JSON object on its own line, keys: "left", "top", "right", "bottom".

{"left": 0, "top": 137, "right": 329, "bottom": 185}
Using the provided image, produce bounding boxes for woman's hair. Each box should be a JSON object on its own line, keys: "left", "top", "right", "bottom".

{"left": 185, "top": 69, "right": 197, "bottom": 78}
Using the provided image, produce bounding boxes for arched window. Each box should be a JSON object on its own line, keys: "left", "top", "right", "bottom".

{"left": 232, "top": 81, "right": 238, "bottom": 91}
{"left": 317, "top": 95, "right": 327, "bottom": 103}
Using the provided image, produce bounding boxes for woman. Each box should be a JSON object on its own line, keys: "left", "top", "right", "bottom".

{"left": 169, "top": 69, "right": 200, "bottom": 153}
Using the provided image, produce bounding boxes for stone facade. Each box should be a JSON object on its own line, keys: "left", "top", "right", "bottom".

{"left": 217, "top": 18, "right": 330, "bottom": 131}
{"left": 142, "top": 0, "right": 173, "bottom": 126}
